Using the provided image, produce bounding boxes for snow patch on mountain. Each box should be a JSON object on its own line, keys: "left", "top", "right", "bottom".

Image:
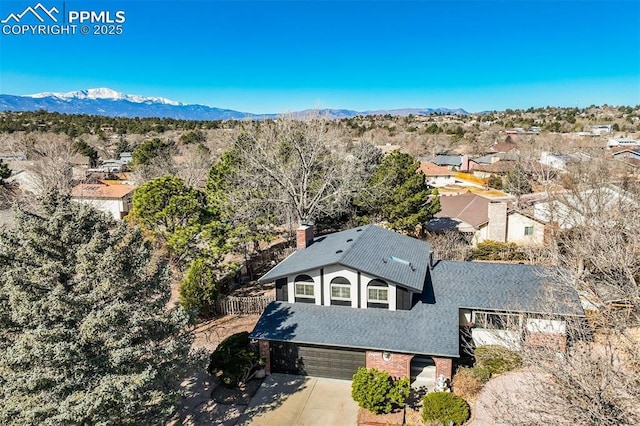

{"left": 27, "top": 88, "right": 183, "bottom": 106}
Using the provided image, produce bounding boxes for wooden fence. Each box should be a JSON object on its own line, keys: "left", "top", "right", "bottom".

{"left": 216, "top": 294, "right": 275, "bottom": 316}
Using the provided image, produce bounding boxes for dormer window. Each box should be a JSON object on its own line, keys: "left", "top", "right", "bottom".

{"left": 330, "top": 277, "right": 351, "bottom": 306}
{"left": 295, "top": 283, "right": 315, "bottom": 297}
{"left": 367, "top": 279, "right": 389, "bottom": 308}
{"left": 294, "top": 274, "right": 315, "bottom": 303}
{"left": 368, "top": 286, "right": 388, "bottom": 303}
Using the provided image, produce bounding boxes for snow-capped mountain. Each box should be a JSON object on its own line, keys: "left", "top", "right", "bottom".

{"left": 0, "top": 88, "right": 468, "bottom": 120}
{"left": 1, "top": 88, "right": 258, "bottom": 120}
{"left": 27, "top": 88, "right": 183, "bottom": 106}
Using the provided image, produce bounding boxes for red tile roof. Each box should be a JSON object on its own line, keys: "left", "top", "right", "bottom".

{"left": 71, "top": 184, "right": 136, "bottom": 199}
{"left": 419, "top": 161, "right": 456, "bottom": 176}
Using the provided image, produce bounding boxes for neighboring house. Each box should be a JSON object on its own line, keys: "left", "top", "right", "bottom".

{"left": 420, "top": 155, "right": 471, "bottom": 171}
{"left": 119, "top": 152, "right": 133, "bottom": 164}
{"left": 612, "top": 148, "right": 640, "bottom": 171}
{"left": 418, "top": 162, "right": 456, "bottom": 187}
{"left": 612, "top": 148, "right": 640, "bottom": 162}
{"left": 427, "top": 193, "right": 546, "bottom": 245}
{"left": 607, "top": 137, "right": 640, "bottom": 148}
{"left": 539, "top": 152, "right": 572, "bottom": 172}
{"left": 70, "top": 183, "right": 136, "bottom": 220}
{"left": 250, "top": 224, "right": 582, "bottom": 383}
{"left": 533, "top": 186, "right": 638, "bottom": 229}
{"left": 539, "top": 151, "right": 590, "bottom": 172}
{"left": 591, "top": 124, "right": 612, "bottom": 135}
{"left": 471, "top": 160, "right": 517, "bottom": 179}
{"left": 487, "top": 141, "right": 518, "bottom": 153}
{"left": 472, "top": 151, "right": 519, "bottom": 166}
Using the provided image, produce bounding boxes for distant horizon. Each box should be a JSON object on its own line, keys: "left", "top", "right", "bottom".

{"left": 2, "top": 86, "right": 638, "bottom": 116}
{"left": 1, "top": 1, "right": 638, "bottom": 113}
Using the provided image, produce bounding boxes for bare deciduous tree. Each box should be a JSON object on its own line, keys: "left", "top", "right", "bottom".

{"left": 175, "top": 144, "right": 214, "bottom": 188}
{"left": 230, "top": 113, "right": 365, "bottom": 225}
{"left": 10, "top": 133, "right": 74, "bottom": 194}
{"left": 484, "top": 162, "right": 640, "bottom": 425}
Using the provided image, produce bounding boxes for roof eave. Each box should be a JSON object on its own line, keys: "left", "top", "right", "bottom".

{"left": 248, "top": 334, "right": 460, "bottom": 358}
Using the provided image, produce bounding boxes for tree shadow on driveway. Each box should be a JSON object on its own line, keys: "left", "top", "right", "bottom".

{"left": 235, "top": 374, "right": 310, "bottom": 425}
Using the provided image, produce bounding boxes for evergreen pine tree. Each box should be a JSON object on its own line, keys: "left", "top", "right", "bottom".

{"left": 0, "top": 193, "right": 193, "bottom": 425}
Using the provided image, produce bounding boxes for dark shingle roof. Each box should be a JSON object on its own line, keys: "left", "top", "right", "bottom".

{"left": 431, "top": 261, "right": 583, "bottom": 315}
{"left": 259, "top": 225, "right": 432, "bottom": 292}
{"left": 250, "top": 299, "right": 460, "bottom": 357}
{"left": 420, "top": 155, "right": 462, "bottom": 167}
{"left": 250, "top": 259, "right": 584, "bottom": 357}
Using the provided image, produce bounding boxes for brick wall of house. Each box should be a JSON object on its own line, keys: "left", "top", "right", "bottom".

{"left": 365, "top": 351, "right": 413, "bottom": 379}
{"left": 525, "top": 332, "right": 567, "bottom": 352}
{"left": 433, "top": 357, "right": 453, "bottom": 380}
{"left": 258, "top": 340, "right": 271, "bottom": 374}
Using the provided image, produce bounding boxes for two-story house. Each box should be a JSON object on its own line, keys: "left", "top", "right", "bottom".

{"left": 250, "top": 224, "right": 583, "bottom": 384}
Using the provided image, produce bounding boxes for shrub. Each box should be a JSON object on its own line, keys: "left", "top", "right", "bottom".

{"left": 474, "top": 345, "right": 521, "bottom": 375}
{"left": 452, "top": 367, "right": 486, "bottom": 400}
{"left": 421, "top": 392, "right": 470, "bottom": 425}
{"left": 179, "top": 257, "right": 219, "bottom": 317}
{"left": 469, "top": 365, "right": 491, "bottom": 383}
{"left": 207, "top": 332, "right": 261, "bottom": 387}
{"left": 468, "top": 240, "right": 526, "bottom": 261}
{"left": 487, "top": 174, "right": 503, "bottom": 190}
{"left": 351, "top": 367, "right": 410, "bottom": 414}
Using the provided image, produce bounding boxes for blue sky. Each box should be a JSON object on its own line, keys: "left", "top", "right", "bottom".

{"left": 1, "top": 0, "right": 639, "bottom": 113}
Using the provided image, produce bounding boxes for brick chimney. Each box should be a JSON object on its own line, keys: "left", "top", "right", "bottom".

{"left": 487, "top": 201, "right": 507, "bottom": 242}
{"left": 296, "top": 223, "right": 315, "bottom": 250}
{"left": 461, "top": 154, "right": 469, "bottom": 172}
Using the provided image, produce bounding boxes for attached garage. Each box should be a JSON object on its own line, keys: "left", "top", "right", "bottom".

{"left": 270, "top": 342, "right": 365, "bottom": 380}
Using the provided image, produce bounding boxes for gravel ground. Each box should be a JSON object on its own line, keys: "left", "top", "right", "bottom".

{"left": 469, "top": 368, "right": 548, "bottom": 426}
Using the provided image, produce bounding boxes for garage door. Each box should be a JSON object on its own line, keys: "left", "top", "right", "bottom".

{"left": 271, "top": 342, "right": 365, "bottom": 380}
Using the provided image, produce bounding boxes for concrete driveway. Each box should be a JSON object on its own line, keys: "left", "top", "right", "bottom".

{"left": 237, "top": 373, "right": 359, "bottom": 426}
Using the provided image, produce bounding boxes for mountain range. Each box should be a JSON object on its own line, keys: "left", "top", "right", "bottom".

{"left": 0, "top": 88, "right": 468, "bottom": 120}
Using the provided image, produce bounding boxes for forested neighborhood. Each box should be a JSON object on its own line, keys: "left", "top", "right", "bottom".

{"left": 0, "top": 105, "right": 639, "bottom": 425}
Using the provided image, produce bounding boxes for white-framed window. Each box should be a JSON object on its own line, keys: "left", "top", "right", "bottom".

{"left": 331, "top": 284, "right": 351, "bottom": 300}
{"left": 295, "top": 282, "right": 315, "bottom": 298}
{"left": 294, "top": 274, "right": 315, "bottom": 298}
{"left": 524, "top": 226, "right": 534, "bottom": 236}
{"left": 330, "top": 276, "right": 351, "bottom": 301}
{"left": 473, "top": 311, "right": 522, "bottom": 331}
{"left": 368, "top": 286, "right": 388, "bottom": 303}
